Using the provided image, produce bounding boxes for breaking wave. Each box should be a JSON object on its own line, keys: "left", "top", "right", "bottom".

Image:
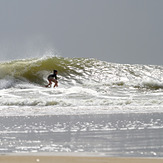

{"left": 0, "top": 56, "right": 163, "bottom": 90}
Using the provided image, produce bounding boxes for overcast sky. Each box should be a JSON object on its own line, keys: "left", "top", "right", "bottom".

{"left": 0, "top": 0, "right": 163, "bottom": 65}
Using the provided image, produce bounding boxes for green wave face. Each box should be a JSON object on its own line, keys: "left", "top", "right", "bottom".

{"left": 0, "top": 56, "right": 98, "bottom": 85}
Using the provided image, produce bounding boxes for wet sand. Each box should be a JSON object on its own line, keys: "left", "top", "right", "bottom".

{"left": 0, "top": 156, "right": 163, "bottom": 163}
{"left": 0, "top": 155, "right": 163, "bottom": 163}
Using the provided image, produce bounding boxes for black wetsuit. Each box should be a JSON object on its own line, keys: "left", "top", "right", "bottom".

{"left": 48, "top": 74, "right": 57, "bottom": 80}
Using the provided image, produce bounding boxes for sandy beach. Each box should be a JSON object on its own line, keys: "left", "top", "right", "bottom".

{"left": 0, "top": 155, "right": 163, "bottom": 163}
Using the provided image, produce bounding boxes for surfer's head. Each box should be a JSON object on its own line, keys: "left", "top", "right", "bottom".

{"left": 53, "top": 70, "right": 58, "bottom": 74}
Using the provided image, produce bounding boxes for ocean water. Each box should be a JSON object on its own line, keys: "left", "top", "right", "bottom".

{"left": 1, "top": 56, "right": 163, "bottom": 156}
{"left": 0, "top": 56, "right": 163, "bottom": 116}
{"left": 0, "top": 113, "right": 163, "bottom": 157}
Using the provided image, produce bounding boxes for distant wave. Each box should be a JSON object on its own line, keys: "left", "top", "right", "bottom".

{"left": 0, "top": 56, "right": 163, "bottom": 90}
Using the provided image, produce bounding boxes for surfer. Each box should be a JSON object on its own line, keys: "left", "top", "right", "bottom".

{"left": 45, "top": 70, "right": 58, "bottom": 88}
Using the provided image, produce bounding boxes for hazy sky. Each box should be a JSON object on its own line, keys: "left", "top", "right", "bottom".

{"left": 0, "top": 0, "right": 163, "bottom": 65}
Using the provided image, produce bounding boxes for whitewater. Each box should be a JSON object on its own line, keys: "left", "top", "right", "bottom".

{"left": 1, "top": 56, "right": 163, "bottom": 116}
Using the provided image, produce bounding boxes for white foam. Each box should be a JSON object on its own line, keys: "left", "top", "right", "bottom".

{"left": 1, "top": 82, "right": 163, "bottom": 108}
{"left": 0, "top": 105, "right": 163, "bottom": 117}
{"left": 0, "top": 78, "right": 15, "bottom": 89}
{"left": 142, "top": 79, "right": 163, "bottom": 89}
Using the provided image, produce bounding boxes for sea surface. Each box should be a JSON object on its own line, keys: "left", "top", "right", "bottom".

{"left": 0, "top": 56, "right": 163, "bottom": 157}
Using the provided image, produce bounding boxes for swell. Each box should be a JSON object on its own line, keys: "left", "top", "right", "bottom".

{"left": 0, "top": 56, "right": 163, "bottom": 90}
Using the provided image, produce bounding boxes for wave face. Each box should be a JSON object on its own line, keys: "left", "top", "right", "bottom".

{"left": 1, "top": 56, "right": 163, "bottom": 115}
